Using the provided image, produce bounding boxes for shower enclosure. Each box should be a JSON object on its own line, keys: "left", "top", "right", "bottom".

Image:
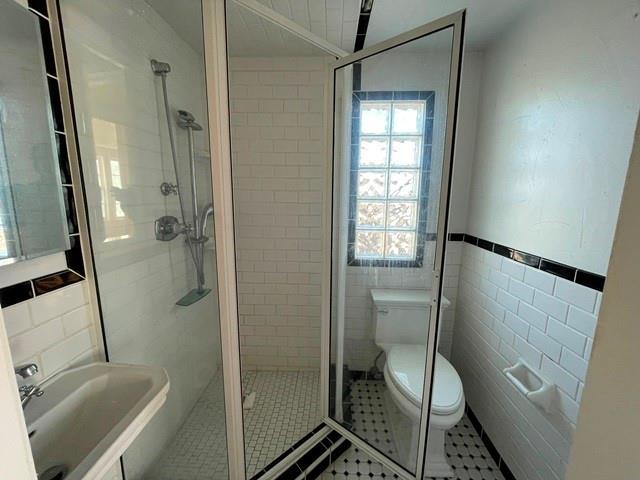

{"left": 213, "top": 2, "right": 465, "bottom": 478}
{"left": 53, "top": 0, "right": 465, "bottom": 478}
{"left": 58, "top": 0, "right": 227, "bottom": 478}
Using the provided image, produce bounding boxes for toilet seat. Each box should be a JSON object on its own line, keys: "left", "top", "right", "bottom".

{"left": 385, "top": 345, "right": 464, "bottom": 419}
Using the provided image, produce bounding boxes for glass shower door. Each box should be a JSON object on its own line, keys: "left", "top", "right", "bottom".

{"left": 326, "top": 11, "right": 465, "bottom": 479}
{"left": 59, "top": 0, "right": 229, "bottom": 478}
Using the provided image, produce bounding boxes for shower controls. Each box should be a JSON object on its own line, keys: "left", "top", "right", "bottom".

{"left": 152, "top": 58, "right": 211, "bottom": 305}
{"left": 160, "top": 182, "right": 178, "bottom": 196}
{"left": 155, "top": 215, "right": 185, "bottom": 241}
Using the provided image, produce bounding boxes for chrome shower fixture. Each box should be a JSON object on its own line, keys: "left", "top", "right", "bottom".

{"left": 15, "top": 363, "right": 38, "bottom": 379}
{"left": 160, "top": 182, "right": 178, "bottom": 196}
{"left": 150, "top": 59, "right": 171, "bottom": 75}
{"left": 177, "top": 110, "right": 203, "bottom": 131}
{"left": 151, "top": 60, "right": 211, "bottom": 306}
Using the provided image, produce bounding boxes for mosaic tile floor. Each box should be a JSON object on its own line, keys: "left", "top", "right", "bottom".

{"left": 147, "top": 369, "right": 321, "bottom": 479}
{"left": 242, "top": 370, "right": 322, "bottom": 476}
{"left": 321, "top": 379, "right": 504, "bottom": 480}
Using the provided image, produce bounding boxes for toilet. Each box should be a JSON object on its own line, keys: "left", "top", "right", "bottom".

{"left": 371, "top": 289, "right": 465, "bottom": 478}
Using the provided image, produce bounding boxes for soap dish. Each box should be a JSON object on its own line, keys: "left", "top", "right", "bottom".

{"left": 504, "top": 360, "right": 554, "bottom": 412}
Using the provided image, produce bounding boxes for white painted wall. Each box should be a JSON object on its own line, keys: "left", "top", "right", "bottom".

{"left": 466, "top": 0, "right": 640, "bottom": 275}
{"left": 60, "top": 0, "right": 223, "bottom": 478}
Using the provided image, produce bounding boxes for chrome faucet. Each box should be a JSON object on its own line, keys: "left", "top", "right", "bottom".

{"left": 15, "top": 363, "right": 43, "bottom": 408}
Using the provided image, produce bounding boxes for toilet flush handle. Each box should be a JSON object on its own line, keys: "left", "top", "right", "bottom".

{"left": 378, "top": 308, "right": 389, "bottom": 315}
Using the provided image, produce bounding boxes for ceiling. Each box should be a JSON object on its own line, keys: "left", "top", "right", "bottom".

{"left": 225, "top": 0, "right": 347, "bottom": 56}
{"left": 146, "top": 0, "right": 532, "bottom": 57}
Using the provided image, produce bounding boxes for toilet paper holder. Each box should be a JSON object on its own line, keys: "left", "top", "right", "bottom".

{"left": 504, "top": 360, "right": 554, "bottom": 412}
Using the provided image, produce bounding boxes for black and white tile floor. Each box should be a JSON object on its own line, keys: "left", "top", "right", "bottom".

{"left": 321, "top": 379, "right": 504, "bottom": 480}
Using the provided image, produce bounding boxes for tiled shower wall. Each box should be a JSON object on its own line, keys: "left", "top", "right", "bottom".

{"left": 60, "top": 0, "right": 221, "bottom": 478}
{"left": 229, "top": 56, "right": 331, "bottom": 371}
{"left": 452, "top": 242, "right": 601, "bottom": 480}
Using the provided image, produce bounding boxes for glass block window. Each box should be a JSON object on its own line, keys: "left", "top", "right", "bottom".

{"left": 348, "top": 91, "right": 434, "bottom": 267}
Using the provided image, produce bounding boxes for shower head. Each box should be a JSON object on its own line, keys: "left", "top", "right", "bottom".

{"left": 177, "top": 109, "right": 203, "bottom": 131}
{"left": 151, "top": 59, "right": 171, "bottom": 75}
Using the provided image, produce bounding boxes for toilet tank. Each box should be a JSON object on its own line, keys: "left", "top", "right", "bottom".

{"left": 371, "top": 289, "right": 450, "bottom": 351}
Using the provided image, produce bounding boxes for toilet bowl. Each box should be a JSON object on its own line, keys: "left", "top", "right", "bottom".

{"left": 384, "top": 345, "right": 464, "bottom": 477}
{"left": 370, "top": 289, "right": 465, "bottom": 478}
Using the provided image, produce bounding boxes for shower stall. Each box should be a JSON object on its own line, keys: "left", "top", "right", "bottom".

{"left": 58, "top": 0, "right": 226, "bottom": 478}
{"left": 54, "top": 0, "right": 464, "bottom": 478}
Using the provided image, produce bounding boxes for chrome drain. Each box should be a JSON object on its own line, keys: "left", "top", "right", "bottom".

{"left": 38, "top": 465, "right": 68, "bottom": 480}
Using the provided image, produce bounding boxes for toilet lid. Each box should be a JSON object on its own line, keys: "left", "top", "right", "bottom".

{"left": 386, "top": 345, "right": 463, "bottom": 416}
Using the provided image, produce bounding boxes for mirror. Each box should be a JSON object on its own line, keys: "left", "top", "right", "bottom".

{"left": 329, "top": 26, "right": 456, "bottom": 474}
{"left": 0, "top": 0, "right": 69, "bottom": 266}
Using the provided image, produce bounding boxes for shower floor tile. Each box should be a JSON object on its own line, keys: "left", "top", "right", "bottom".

{"left": 242, "top": 370, "right": 321, "bottom": 477}
{"left": 322, "top": 379, "right": 504, "bottom": 480}
{"left": 147, "top": 369, "right": 320, "bottom": 479}
{"left": 146, "top": 372, "right": 228, "bottom": 480}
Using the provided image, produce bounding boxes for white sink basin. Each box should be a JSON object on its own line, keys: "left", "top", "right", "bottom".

{"left": 24, "top": 362, "right": 169, "bottom": 480}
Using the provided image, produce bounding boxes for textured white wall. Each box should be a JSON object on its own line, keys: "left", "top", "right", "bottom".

{"left": 60, "top": 0, "right": 222, "bottom": 478}
{"left": 466, "top": 0, "right": 640, "bottom": 275}
{"left": 229, "top": 56, "right": 330, "bottom": 371}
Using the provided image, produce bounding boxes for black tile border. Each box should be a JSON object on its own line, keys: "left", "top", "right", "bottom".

{"left": 251, "top": 424, "right": 326, "bottom": 480}
{"left": 0, "top": 0, "right": 89, "bottom": 310}
{"left": 452, "top": 233, "right": 606, "bottom": 292}
{"left": 0, "top": 281, "right": 35, "bottom": 308}
{"left": 28, "top": 0, "right": 48, "bottom": 17}
{"left": 251, "top": 424, "right": 352, "bottom": 480}
{"left": 0, "top": 267, "right": 84, "bottom": 308}
{"left": 33, "top": 270, "right": 83, "bottom": 295}
{"left": 353, "top": 0, "right": 374, "bottom": 52}
{"left": 466, "top": 406, "right": 517, "bottom": 480}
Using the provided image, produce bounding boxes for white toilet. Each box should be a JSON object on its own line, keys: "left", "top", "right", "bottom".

{"left": 371, "top": 289, "right": 465, "bottom": 478}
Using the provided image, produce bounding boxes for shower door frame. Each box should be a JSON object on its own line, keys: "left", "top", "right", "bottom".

{"left": 321, "top": 11, "right": 466, "bottom": 480}
{"left": 203, "top": 0, "right": 465, "bottom": 478}
{"left": 202, "top": 1, "right": 247, "bottom": 478}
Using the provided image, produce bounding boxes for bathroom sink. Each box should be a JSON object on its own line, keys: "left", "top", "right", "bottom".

{"left": 24, "top": 362, "right": 169, "bottom": 480}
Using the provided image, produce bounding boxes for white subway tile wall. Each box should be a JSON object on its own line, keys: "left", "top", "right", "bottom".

{"left": 229, "top": 56, "right": 330, "bottom": 370}
{"left": 451, "top": 243, "right": 602, "bottom": 480}
{"left": 5, "top": 282, "right": 99, "bottom": 382}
